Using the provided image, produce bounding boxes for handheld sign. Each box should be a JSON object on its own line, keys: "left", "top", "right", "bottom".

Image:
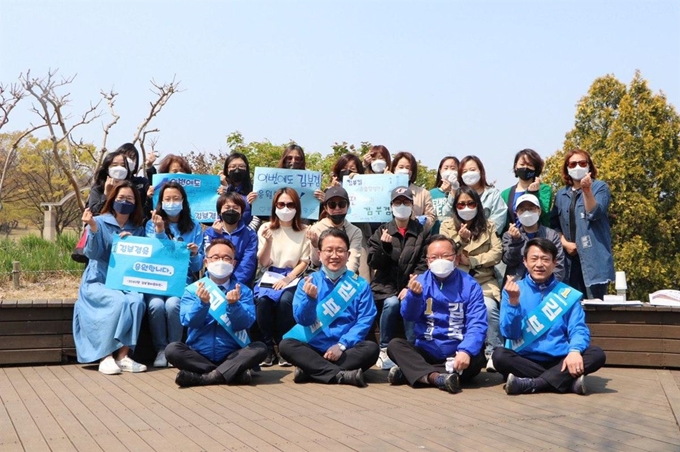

{"left": 251, "top": 167, "right": 321, "bottom": 220}
{"left": 152, "top": 173, "right": 221, "bottom": 223}
{"left": 343, "top": 174, "right": 409, "bottom": 223}
{"left": 105, "top": 236, "right": 190, "bottom": 297}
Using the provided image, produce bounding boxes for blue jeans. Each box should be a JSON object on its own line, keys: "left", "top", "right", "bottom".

{"left": 379, "top": 296, "right": 415, "bottom": 348}
{"left": 484, "top": 296, "right": 502, "bottom": 358}
{"left": 146, "top": 295, "right": 183, "bottom": 352}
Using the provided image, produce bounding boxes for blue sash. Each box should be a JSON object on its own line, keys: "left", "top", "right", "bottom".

{"left": 283, "top": 271, "right": 362, "bottom": 343}
{"left": 506, "top": 282, "right": 582, "bottom": 353}
{"left": 186, "top": 277, "right": 250, "bottom": 348}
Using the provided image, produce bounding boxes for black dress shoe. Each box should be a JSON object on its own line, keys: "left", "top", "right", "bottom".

{"left": 293, "top": 367, "right": 312, "bottom": 384}
{"left": 175, "top": 369, "right": 226, "bottom": 387}
{"left": 336, "top": 368, "right": 367, "bottom": 387}
{"left": 234, "top": 369, "right": 252, "bottom": 385}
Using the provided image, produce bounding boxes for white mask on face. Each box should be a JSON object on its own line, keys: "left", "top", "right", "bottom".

{"left": 371, "top": 159, "right": 387, "bottom": 173}
{"left": 457, "top": 207, "right": 477, "bottom": 221}
{"left": 108, "top": 165, "right": 128, "bottom": 181}
{"left": 568, "top": 166, "right": 588, "bottom": 181}
{"left": 518, "top": 211, "right": 540, "bottom": 227}
{"left": 275, "top": 207, "right": 296, "bottom": 222}
{"left": 461, "top": 171, "right": 481, "bottom": 186}
{"left": 395, "top": 168, "right": 410, "bottom": 176}
{"left": 429, "top": 259, "right": 455, "bottom": 279}
{"left": 126, "top": 158, "right": 136, "bottom": 172}
{"left": 392, "top": 204, "right": 412, "bottom": 220}
{"left": 207, "top": 261, "right": 233, "bottom": 279}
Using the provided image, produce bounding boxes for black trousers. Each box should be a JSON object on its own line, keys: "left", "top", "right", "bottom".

{"left": 165, "top": 341, "right": 268, "bottom": 383}
{"left": 492, "top": 345, "right": 606, "bottom": 393}
{"left": 279, "top": 339, "right": 380, "bottom": 384}
{"left": 386, "top": 338, "right": 485, "bottom": 386}
{"left": 255, "top": 293, "right": 295, "bottom": 347}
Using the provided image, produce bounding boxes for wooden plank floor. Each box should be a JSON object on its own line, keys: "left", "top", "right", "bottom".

{"left": 1, "top": 365, "right": 679, "bottom": 451}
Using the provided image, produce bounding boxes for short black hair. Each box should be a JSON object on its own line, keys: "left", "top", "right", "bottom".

{"left": 318, "top": 228, "right": 350, "bottom": 251}
{"left": 426, "top": 234, "right": 457, "bottom": 253}
{"left": 523, "top": 237, "right": 558, "bottom": 260}
{"left": 205, "top": 238, "right": 236, "bottom": 256}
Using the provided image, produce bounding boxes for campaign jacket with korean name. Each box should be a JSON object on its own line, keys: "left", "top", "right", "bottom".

{"left": 401, "top": 268, "right": 487, "bottom": 360}
{"left": 179, "top": 278, "right": 255, "bottom": 362}
{"left": 292, "top": 270, "right": 376, "bottom": 353}
{"left": 500, "top": 275, "right": 590, "bottom": 362}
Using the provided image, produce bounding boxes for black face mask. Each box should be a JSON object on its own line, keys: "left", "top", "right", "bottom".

{"left": 514, "top": 167, "right": 536, "bottom": 181}
{"left": 338, "top": 169, "right": 351, "bottom": 181}
{"left": 221, "top": 209, "right": 241, "bottom": 225}
{"left": 228, "top": 169, "right": 247, "bottom": 184}
{"left": 329, "top": 213, "right": 347, "bottom": 224}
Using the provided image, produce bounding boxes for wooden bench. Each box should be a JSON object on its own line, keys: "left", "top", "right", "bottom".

{"left": 585, "top": 304, "right": 680, "bottom": 368}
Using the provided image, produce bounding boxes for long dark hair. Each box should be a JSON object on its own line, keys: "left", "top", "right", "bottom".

{"left": 101, "top": 181, "right": 145, "bottom": 226}
{"left": 155, "top": 181, "right": 195, "bottom": 236}
{"left": 270, "top": 187, "right": 304, "bottom": 231}
{"left": 278, "top": 144, "right": 306, "bottom": 169}
{"left": 222, "top": 152, "right": 252, "bottom": 193}
{"left": 93, "top": 150, "right": 132, "bottom": 190}
{"left": 115, "top": 143, "right": 140, "bottom": 174}
{"left": 452, "top": 186, "right": 488, "bottom": 240}
{"left": 434, "top": 156, "right": 459, "bottom": 188}
{"left": 331, "top": 153, "right": 364, "bottom": 180}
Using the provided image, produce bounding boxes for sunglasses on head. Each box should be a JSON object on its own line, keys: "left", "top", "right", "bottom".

{"left": 326, "top": 200, "right": 348, "bottom": 209}
{"left": 567, "top": 160, "right": 589, "bottom": 169}
{"left": 276, "top": 201, "right": 295, "bottom": 209}
{"left": 456, "top": 201, "right": 477, "bottom": 209}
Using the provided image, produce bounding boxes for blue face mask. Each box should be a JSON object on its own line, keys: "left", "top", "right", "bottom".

{"left": 162, "top": 201, "right": 183, "bottom": 217}
{"left": 322, "top": 265, "right": 347, "bottom": 281}
{"left": 113, "top": 200, "right": 135, "bottom": 215}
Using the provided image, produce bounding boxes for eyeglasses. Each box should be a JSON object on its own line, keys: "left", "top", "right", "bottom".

{"left": 321, "top": 248, "right": 348, "bottom": 256}
{"left": 567, "top": 160, "right": 589, "bottom": 169}
{"left": 276, "top": 201, "right": 296, "bottom": 209}
{"left": 207, "top": 255, "right": 234, "bottom": 263}
{"left": 115, "top": 196, "right": 135, "bottom": 203}
{"left": 426, "top": 253, "right": 455, "bottom": 262}
{"left": 456, "top": 201, "right": 477, "bottom": 209}
{"left": 327, "top": 200, "right": 348, "bottom": 209}
{"left": 228, "top": 165, "right": 247, "bottom": 171}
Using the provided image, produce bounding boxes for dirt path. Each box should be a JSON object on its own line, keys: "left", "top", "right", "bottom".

{"left": 0, "top": 275, "right": 80, "bottom": 300}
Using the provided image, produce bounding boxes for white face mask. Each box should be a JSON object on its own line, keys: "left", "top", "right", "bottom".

{"left": 371, "top": 159, "right": 387, "bottom": 173}
{"left": 429, "top": 259, "right": 455, "bottom": 279}
{"left": 126, "top": 158, "right": 136, "bottom": 173}
{"left": 461, "top": 171, "right": 481, "bottom": 186}
{"left": 207, "top": 261, "right": 233, "bottom": 279}
{"left": 568, "top": 166, "right": 588, "bottom": 181}
{"left": 108, "top": 165, "right": 128, "bottom": 180}
{"left": 518, "top": 211, "right": 540, "bottom": 227}
{"left": 392, "top": 204, "right": 412, "bottom": 220}
{"left": 275, "top": 207, "right": 296, "bottom": 222}
{"left": 457, "top": 207, "right": 477, "bottom": 221}
{"left": 395, "top": 168, "right": 410, "bottom": 176}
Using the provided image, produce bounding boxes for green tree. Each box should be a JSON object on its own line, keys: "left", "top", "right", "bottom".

{"left": 543, "top": 71, "right": 680, "bottom": 300}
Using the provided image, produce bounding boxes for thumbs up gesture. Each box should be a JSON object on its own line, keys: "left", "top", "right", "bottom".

{"left": 302, "top": 276, "right": 318, "bottom": 299}
{"left": 226, "top": 283, "right": 241, "bottom": 304}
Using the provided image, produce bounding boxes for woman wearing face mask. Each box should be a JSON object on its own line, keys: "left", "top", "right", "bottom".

{"left": 391, "top": 151, "right": 436, "bottom": 232}
{"left": 254, "top": 188, "right": 311, "bottom": 367}
{"left": 456, "top": 155, "right": 507, "bottom": 235}
{"left": 74, "top": 181, "right": 148, "bottom": 375}
{"left": 274, "top": 144, "right": 325, "bottom": 204}
{"left": 502, "top": 194, "right": 565, "bottom": 282}
{"left": 368, "top": 186, "right": 429, "bottom": 371}
{"left": 203, "top": 192, "right": 258, "bottom": 286}
{"left": 86, "top": 150, "right": 133, "bottom": 215}
{"left": 440, "top": 187, "right": 502, "bottom": 371}
{"left": 550, "top": 149, "right": 614, "bottom": 300}
{"left": 430, "top": 156, "right": 459, "bottom": 234}
{"left": 116, "top": 143, "right": 152, "bottom": 219}
{"left": 144, "top": 181, "right": 204, "bottom": 367}
{"left": 362, "top": 145, "right": 392, "bottom": 175}
{"left": 329, "top": 153, "right": 364, "bottom": 186}
{"left": 501, "top": 149, "right": 553, "bottom": 231}
{"left": 217, "top": 153, "right": 255, "bottom": 228}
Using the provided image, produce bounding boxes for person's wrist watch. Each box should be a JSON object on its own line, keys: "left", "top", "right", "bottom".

{"left": 337, "top": 343, "right": 347, "bottom": 352}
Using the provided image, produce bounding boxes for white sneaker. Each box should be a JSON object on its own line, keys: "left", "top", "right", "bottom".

{"left": 115, "top": 356, "right": 147, "bottom": 373}
{"left": 376, "top": 348, "right": 396, "bottom": 370}
{"left": 154, "top": 350, "right": 168, "bottom": 368}
{"left": 486, "top": 357, "right": 496, "bottom": 373}
{"left": 98, "top": 356, "right": 121, "bottom": 375}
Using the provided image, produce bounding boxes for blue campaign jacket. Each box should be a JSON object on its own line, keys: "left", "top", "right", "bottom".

{"left": 401, "top": 268, "right": 487, "bottom": 360}
{"left": 145, "top": 219, "right": 204, "bottom": 284}
{"left": 179, "top": 278, "right": 255, "bottom": 362}
{"left": 203, "top": 221, "right": 258, "bottom": 287}
{"left": 550, "top": 179, "right": 615, "bottom": 287}
{"left": 292, "top": 270, "right": 376, "bottom": 353}
{"left": 500, "top": 275, "right": 590, "bottom": 362}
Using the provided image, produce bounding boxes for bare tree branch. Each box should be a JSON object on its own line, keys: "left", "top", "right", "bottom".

{"left": 0, "top": 82, "right": 25, "bottom": 131}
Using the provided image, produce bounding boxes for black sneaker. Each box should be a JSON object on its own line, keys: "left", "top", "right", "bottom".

{"left": 387, "top": 366, "right": 407, "bottom": 385}
{"left": 436, "top": 373, "right": 461, "bottom": 394}
{"left": 175, "top": 369, "right": 225, "bottom": 387}
{"left": 571, "top": 375, "right": 587, "bottom": 395}
{"left": 504, "top": 373, "right": 537, "bottom": 395}
{"left": 278, "top": 354, "right": 292, "bottom": 367}
{"left": 336, "top": 368, "right": 367, "bottom": 388}
{"left": 234, "top": 369, "right": 252, "bottom": 385}
{"left": 293, "top": 367, "right": 312, "bottom": 384}
{"left": 260, "top": 350, "right": 277, "bottom": 367}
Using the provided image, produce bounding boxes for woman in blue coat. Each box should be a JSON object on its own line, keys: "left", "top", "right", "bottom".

{"left": 73, "top": 181, "right": 148, "bottom": 375}
{"left": 550, "top": 149, "right": 614, "bottom": 300}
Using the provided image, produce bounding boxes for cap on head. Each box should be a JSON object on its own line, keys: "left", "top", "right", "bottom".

{"left": 324, "top": 186, "right": 349, "bottom": 203}
{"left": 514, "top": 193, "right": 540, "bottom": 210}
{"left": 391, "top": 186, "right": 414, "bottom": 203}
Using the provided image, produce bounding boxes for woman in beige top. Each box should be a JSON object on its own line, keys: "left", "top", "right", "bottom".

{"left": 440, "top": 186, "right": 502, "bottom": 370}
{"left": 390, "top": 151, "right": 436, "bottom": 233}
{"left": 255, "top": 188, "right": 311, "bottom": 367}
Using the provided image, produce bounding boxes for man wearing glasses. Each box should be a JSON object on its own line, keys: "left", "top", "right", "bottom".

{"left": 279, "top": 229, "right": 379, "bottom": 387}
{"left": 166, "top": 238, "right": 268, "bottom": 387}
{"left": 385, "top": 235, "right": 488, "bottom": 394}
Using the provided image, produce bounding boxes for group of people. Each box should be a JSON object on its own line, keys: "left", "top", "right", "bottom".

{"left": 73, "top": 142, "right": 610, "bottom": 395}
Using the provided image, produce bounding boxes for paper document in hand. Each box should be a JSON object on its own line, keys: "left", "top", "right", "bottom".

{"left": 259, "top": 271, "right": 300, "bottom": 289}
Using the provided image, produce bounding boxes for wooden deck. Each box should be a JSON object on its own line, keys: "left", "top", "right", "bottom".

{"left": 1, "top": 364, "right": 679, "bottom": 451}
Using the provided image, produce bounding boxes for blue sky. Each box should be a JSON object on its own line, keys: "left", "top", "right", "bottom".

{"left": 1, "top": 0, "right": 678, "bottom": 189}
